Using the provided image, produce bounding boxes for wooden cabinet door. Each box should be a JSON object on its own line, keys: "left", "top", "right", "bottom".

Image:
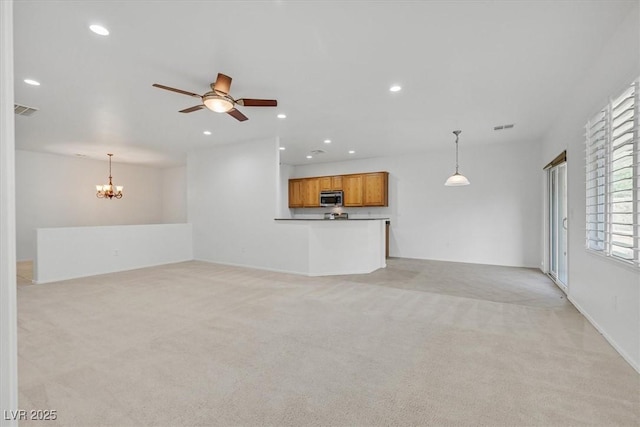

{"left": 331, "top": 176, "right": 343, "bottom": 190}
{"left": 288, "top": 179, "right": 303, "bottom": 208}
{"left": 319, "top": 177, "right": 332, "bottom": 191}
{"left": 303, "top": 178, "right": 320, "bottom": 207}
{"left": 363, "top": 172, "right": 388, "bottom": 206}
{"left": 343, "top": 174, "right": 363, "bottom": 206}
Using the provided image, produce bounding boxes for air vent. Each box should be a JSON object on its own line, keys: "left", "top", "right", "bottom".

{"left": 14, "top": 104, "right": 38, "bottom": 116}
{"left": 310, "top": 149, "right": 326, "bottom": 155}
{"left": 494, "top": 123, "right": 514, "bottom": 131}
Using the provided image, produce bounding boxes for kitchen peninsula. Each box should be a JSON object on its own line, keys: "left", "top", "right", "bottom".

{"left": 274, "top": 218, "right": 388, "bottom": 276}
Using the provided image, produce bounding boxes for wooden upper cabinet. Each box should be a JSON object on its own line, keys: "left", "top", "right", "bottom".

{"left": 319, "top": 177, "right": 332, "bottom": 191}
{"left": 343, "top": 174, "right": 364, "bottom": 206}
{"left": 302, "top": 178, "right": 320, "bottom": 207}
{"left": 363, "top": 172, "right": 388, "bottom": 206}
{"left": 320, "top": 176, "right": 342, "bottom": 191}
{"left": 289, "top": 177, "right": 320, "bottom": 208}
{"left": 288, "top": 179, "right": 304, "bottom": 208}
{"left": 289, "top": 172, "right": 387, "bottom": 208}
{"left": 331, "top": 176, "right": 343, "bottom": 190}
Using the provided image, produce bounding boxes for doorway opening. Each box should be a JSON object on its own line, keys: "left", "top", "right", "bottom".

{"left": 547, "top": 161, "right": 568, "bottom": 291}
{"left": 17, "top": 261, "right": 33, "bottom": 285}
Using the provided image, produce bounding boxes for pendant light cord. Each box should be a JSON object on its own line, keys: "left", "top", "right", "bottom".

{"left": 453, "top": 130, "right": 461, "bottom": 174}
{"left": 108, "top": 153, "right": 113, "bottom": 184}
{"left": 455, "top": 134, "right": 459, "bottom": 173}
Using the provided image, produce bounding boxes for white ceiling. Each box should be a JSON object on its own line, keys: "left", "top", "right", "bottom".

{"left": 13, "top": 0, "right": 635, "bottom": 167}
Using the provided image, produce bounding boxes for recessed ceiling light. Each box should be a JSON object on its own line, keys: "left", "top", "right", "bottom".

{"left": 23, "top": 79, "right": 40, "bottom": 86}
{"left": 277, "top": 113, "right": 287, "bottom": 119}
{"left": 348, "top": 150, "right": 355, "bottom": 154}
{"left": 203, "top": 130, "right": 212, "bottom": 135}
{"left": 306, "top": 155, "right": 312, "bottom": 159}
{"left": 389, "top": 85, "right": 402, "bottom": 92}
{"left": 89, "top": 24, "right": 109, "bottom": 36}
{"left": 279, "top": 147, "right": 286, "bottom": 151}
{"left": 324, "top": 139, "right": 331, "bottom": 144}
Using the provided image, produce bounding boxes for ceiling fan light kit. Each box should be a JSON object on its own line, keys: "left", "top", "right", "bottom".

{"left": 96, "top": 154, "right": 123, "bottom": 199}
{"left": 202, "top": 93, "right": 234, "bottom": 113}
{"left": 444, "top": 130, "right": 470, "bottom": 186}
{"left": 153, "top": 72, "right": 277, "bottom": 121}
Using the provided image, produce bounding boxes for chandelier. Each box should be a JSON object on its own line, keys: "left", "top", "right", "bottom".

{"left": 444, "top": 130, "right": 470, "bottom": 186}
{"left": 96, "top": 153, "right": 123, "bottom": 199}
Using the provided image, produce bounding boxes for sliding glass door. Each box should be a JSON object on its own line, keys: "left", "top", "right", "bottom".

{"left": 549, "top": 163, "right": 568, "bottom": 290}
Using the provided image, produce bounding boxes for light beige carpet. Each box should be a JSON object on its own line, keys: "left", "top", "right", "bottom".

{"left": 17, "top": 259, "right": 639, "bottom": 426}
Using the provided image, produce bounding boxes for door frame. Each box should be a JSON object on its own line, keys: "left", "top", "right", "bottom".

{"left": 545, "top": 160, "right": 568, "bottom": 292}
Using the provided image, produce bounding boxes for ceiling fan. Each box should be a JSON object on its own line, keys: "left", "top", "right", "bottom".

{"left": 152, "top": 73, "right": 277, "bottom": 122}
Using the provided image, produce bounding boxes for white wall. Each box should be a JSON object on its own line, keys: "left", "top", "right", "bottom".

{"left": 291, "top": 138, "right": 541, "bottom": 268}
{"left": 307, "top": 219, "right": 385, "bottom": 276}
{"left": 540, "top": 5, "right": 639, "bottom": 371}
{"left": 161, "top": 165, "right": 187, "bottom": 223}
{"left": 278, "top": 162, "right": 294, "bottom": 219}
{"left": 35, "top": 224, "right": 193, "bottom": 283}
{"left": 16, "top": 150, "right": 172, "bottom": 261}
{"left": 188, "top": 138, "right": 309, "bottom": 274}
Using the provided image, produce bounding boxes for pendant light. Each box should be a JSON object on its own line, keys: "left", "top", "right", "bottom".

{"left": 444, "top": 130, "right": 470, "bottom": 186}
{"left": 96, "top": 154, "right": 124, "bottom": 199}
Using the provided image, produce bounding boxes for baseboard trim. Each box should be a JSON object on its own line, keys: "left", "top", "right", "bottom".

{"left": 33, "top": 258, "right": 195, "bottom": 284}
{"left": 193, "top": 258, "right": 309, "bottom": 277}
{"left": 568, "top": 295, "right": 640, "bottom": 373}
{"left": 192, "top": 258, "right": 387, "bottom": 277}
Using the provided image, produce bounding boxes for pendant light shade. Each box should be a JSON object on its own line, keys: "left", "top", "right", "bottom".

{"left": 445, "top": 130, "right": 470, "bottom": 186}
{"left": 445, "top": 172, "right": 470, "bottom": 186}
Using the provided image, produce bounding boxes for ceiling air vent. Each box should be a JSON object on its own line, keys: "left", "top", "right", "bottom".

{"left": 310, "top": 149, "right": 326, "bottom": 155}
{"left": 494, "top": 123, "right": 514, "bottom": 131}
{"left": 14, "top": 104, "right": 39, "bottom": 116}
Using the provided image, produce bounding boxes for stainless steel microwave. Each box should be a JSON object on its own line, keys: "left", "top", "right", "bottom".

{"left": 320, "top": 191, "right": 343, "bottom": 207}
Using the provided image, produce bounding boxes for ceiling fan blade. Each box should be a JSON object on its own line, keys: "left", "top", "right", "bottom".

{"left": 179, "top": 105, "right": 206, "bottom": 113}
{"left": 213, "top": 73, "right": 232, "bottom": 95}
{"left": 152, "top": 83, "right": 201, "bottom": 98}
{"left": 236, "top": 98, "right": 278, "bottom": 107}
{"left": 227, "top": 108, "right": 248, "bottom": 122}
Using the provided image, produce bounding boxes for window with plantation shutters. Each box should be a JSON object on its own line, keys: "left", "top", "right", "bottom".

{"left": 586, "top": 110, "right": 606, "bottom": 251}
{"left": 585, "top": 78, "right": 639, "bottom": 268}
